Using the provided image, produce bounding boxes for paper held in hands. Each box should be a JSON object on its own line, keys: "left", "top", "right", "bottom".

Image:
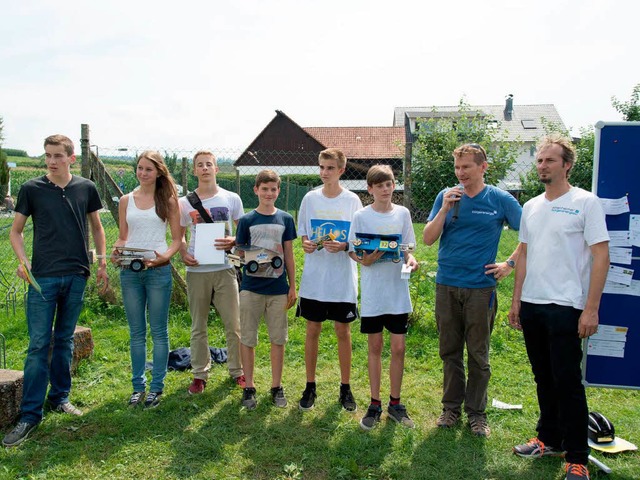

{"left": 194, "top": 223, "right": 226, "bottom": 265}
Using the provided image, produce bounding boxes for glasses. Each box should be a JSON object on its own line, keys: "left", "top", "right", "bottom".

{"left": 465, "top": 143, "right": 487, "bottom": 162}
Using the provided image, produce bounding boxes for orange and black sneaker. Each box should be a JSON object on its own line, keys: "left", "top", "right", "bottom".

{"left": 565, "top": 462, "right": 590, "bottom": 480}
{"left": 513, "top": 437, "right": 564, "bottom": 458}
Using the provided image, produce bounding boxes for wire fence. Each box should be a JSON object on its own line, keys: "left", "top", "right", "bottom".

{"left": 0, "top": 141, "right": 594, "bottom": 309}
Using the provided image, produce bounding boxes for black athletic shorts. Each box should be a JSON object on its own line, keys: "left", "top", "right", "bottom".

{"left": 360, "top": 313, "right": 409, "bottom": 335}
{"left": 296, "top": 297, "right": 358, "bottom": 324}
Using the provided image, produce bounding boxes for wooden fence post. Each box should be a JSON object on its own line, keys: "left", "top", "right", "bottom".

{"left": 81, "top": 124, "right": 91, "bottom": 180}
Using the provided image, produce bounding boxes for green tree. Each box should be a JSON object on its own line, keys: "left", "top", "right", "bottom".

{"left": 410, "top": 99, "right": 522, "bottom": 219}
{"left": 611, "top": 83, "right": 640, "bottom": 121}
{"left": 518, "top": 125, "right": 594, "bottom": 204}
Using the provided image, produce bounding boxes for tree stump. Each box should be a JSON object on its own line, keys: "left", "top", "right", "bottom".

{"left": 48, "top": 325, "right": 94, "bottom": 375}
{"left": 71, "top": 326, "right": 94, "bottom": 374}
{"left": 0, "top": 369, "right": 24, "bottom": 429}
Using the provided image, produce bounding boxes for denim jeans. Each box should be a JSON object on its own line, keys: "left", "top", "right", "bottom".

{"left": 20, "top": 275, "right": 87, "bottom": 424}
{"left": 120, "top": 264, "right": 172, "bottom": 393}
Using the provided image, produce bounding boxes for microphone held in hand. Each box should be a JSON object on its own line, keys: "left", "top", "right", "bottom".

{"left": 451, "top": 185, "right": 464, "bottom": 222}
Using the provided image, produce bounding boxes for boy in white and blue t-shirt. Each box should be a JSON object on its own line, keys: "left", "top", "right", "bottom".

{"left": 348, "top": 164, "right": 419, "bottom": 430}
{"left": 296, "top": 148, "right": 362, "bottom": 412}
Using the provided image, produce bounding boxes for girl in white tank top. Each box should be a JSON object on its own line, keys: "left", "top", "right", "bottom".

{"left": 113, "top": 151, "right": 182, "bottom": 408}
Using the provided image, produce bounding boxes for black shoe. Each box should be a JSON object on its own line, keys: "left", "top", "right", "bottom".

{"left": 387, "top": 403, "right": 414, "bottom": 428}
{"left": 298, "top": 385, "right": 317, "bottom": 411}
{"left": 242, "top": 387, "right": 257, "bottom": 410}
{"left": 271, "top": 386, "right": 288, "bottom": 408}
{"left": 360, "top": 404, "right": 382, "bottom": 431}
{"left": 339, "top": 386, "right": 357, "bottom": 412}
{"left": 143, "top": 391, "right": 162, "bottom": 409}
{"left": 2, "top": 421, "right": 38, "bottom": 447}
{"left": 128, "top": 391, "right": 145, "bottom": 407}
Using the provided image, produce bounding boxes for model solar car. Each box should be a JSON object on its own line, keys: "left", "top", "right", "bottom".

{"left": 111, "top": 246, "right": 153, "bottom": 272}
{"left": 227, "top": 246, "right": 283, "bottom": 274}
{"left": 352, "top": 233, "right": 415, "bottom": 263}
{"left": 315, "top": 231, "right": 337, "bottom": 250}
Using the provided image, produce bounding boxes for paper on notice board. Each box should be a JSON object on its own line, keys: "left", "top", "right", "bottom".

{"left": 587, "top": 339, "right": 625, "bottom": 358}
{"left": 587, "top": 325, "right": 628, "bottom": 358}
{"left": 609, "top": 247, "right": 632, "bottom": 265}
{"left": 194, "top": 223, "right": 226, "bottom": 265}
{"left": 599, "top": 196, "right": 630, "bottom": 215}
{"left": 606, "top": 265, "right": 634, "bottom": 286}
{"left": 630, "top": 214, "right": 640, "bottom": 247}
{"left": 603, "top": 279, "right": 640, "bottom": 296}
{"left": 608, "top": 231, "right": 631, "bottom": 247}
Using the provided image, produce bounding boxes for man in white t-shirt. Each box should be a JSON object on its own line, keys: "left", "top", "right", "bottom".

{"left": 179, "top": 151, "right": 245, "bottom": 394}
{"left": 296, "top": 148, "right": 362, "bottom": 412}
{"left": 509, "top": 135, "right": 610, "bottom": 480}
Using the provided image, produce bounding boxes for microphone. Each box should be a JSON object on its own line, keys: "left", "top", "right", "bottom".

{"left": 451, "top": 185, "right": 464, "bottom": 223}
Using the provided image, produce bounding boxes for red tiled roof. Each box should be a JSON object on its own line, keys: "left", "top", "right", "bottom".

{"left": 303, "top": 127, "right": 404, "bottom": 159}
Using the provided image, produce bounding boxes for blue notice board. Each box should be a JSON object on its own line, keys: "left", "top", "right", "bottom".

{"left": 583, "top": 121, "right": 640, "bottom": 389}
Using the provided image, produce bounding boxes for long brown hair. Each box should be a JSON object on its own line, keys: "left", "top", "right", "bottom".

{"left": 136, "top": 150, "right": 178, "bottom": 222}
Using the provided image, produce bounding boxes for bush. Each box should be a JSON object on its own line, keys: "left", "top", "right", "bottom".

{"left": 2, "top": 148, "right": 29, "bottom": 157}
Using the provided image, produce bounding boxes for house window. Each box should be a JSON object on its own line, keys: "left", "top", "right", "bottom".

{"left": 530, "top": 145, "right": 536, "bottom": 157}
{"left": 522, "top": 119, "right": 537, "bottom": 129}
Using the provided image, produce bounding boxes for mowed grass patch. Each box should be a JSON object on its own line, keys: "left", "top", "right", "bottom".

{"left": 1, "top": 228, "right": 639, "bottom": 479}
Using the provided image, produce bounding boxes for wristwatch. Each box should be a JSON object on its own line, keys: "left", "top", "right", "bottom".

{"left": 506, "top": 259, "right": 515, "bottom": 268}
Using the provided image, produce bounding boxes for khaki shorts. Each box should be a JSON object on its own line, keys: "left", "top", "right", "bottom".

{"left": 239, "top": 290, "right": 289, "bottom": 347}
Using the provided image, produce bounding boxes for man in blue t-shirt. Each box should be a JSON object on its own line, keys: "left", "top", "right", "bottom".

{"left": 423, "top": 143, "right": 522, "bottom": 437}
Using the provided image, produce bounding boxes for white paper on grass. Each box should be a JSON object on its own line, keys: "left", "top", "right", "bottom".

{"left": 491, "top": 398, "right": 522, "bottom": 410}
{"left": 194, "top": 223, "right": 226, "bottom": 265}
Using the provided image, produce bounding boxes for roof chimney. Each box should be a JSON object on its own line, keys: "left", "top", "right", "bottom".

{"left": 504, "top": 94, "right": 514, "bottom": 120}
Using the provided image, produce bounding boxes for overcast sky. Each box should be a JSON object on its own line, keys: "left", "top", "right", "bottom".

{"left": 1, "top": 0, "right": 638, "bottom": 156}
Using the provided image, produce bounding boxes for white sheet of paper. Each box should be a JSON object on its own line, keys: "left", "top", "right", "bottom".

{"left": 630, "top": 215, "right": 640, "bottom": 247}
{"left": 400, "top": 263, "right": 412, "bottom": 280}
{"left": 599, "top": 196, "right": 630, "bottom": 215}
{"left": 587, "top": 339, "right": 625, "bottom": 358}
{"left": 609, "top": 247, "right": 633, "bottom": 265}
{"left": 606, "top": 265, "right": 634, "bottom": 286}
{"left": 608, "top": 230, "right": 631, "bottom": 247}
{"left": 491, "top": 398, "right": 522, "bottom": 410}
{"left": 194, "top": 223, "right": 226, "bottom": 265}
{"left": 590, "top": 325, "right": 628, "bottom": 342}
{"left": 604, "top": 279, "right": 640, "bottom": 296}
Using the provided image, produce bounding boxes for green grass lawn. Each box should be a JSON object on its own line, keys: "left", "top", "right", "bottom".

{"left": 1, "top": 229, "right": 639, "bottom": 479}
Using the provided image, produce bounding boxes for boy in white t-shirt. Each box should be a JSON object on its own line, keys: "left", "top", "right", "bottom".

{"left": 179, "top": 151, "right": 245, "bottom": 394}
{"left": 296, "top": 148, "right": 363, "bottom": 412}
{"left": 348, "top": 165, "right": 419, "bottom": 430}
